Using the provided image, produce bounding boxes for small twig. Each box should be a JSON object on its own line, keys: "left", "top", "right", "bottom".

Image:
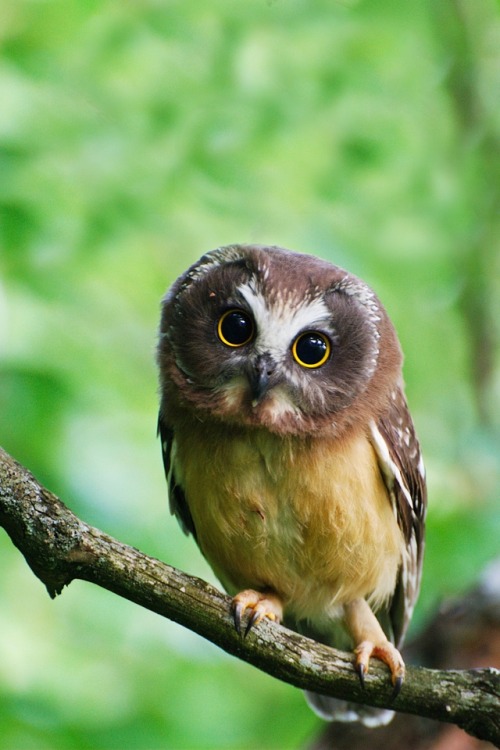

{"left": 0, "top": 446, "right": 498, "bottom": 745}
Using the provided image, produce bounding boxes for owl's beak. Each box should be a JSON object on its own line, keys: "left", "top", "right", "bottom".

{"left": 249, "top": 354, "right": 276, "bottom": 407}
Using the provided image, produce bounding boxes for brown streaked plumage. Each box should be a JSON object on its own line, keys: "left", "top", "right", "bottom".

{"left": 157, "top": 244, "right": 426, "bottom": 725}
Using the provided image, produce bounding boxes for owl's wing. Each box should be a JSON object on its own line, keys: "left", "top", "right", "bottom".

{"left": 157, "top": 415, "right": 197, "bottom": 540}
{"left": 369, "top": 387, "right": 427, "bottom": 647}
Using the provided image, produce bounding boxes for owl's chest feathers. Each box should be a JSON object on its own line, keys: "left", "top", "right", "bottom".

{"left": 174, "top": 420, "right": 403, "bottom": 621}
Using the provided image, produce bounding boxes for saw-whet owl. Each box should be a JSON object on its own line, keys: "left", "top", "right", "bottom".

{"left": 157, "top": 244, "right": 426, "bottom": 725}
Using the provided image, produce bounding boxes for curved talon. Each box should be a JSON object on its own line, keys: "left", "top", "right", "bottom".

{"left": 391, "top": 674, "right": 404, "bottom": 701}
{"left": 356, "top": 662, "right": 366, "bottom": 688}
{"left": 244, "top": 608, "right": 262, "bottom": 637}
{"left": 232, "top": 601, "right": 244, "bottom": 634}
{"left": 230, "top": 589, "right": 283, "bottom": 637}
{"left": 354, "top": 639, "right": 405, "bottom": 690}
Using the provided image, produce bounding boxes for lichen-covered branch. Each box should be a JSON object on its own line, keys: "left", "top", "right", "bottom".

{"left": 0, "top": 446, "right": 498, "bottom": 745}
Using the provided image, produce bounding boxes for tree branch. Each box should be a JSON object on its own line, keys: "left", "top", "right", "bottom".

{"left": 0, "top": 446, "right": 498, "bottom": 745}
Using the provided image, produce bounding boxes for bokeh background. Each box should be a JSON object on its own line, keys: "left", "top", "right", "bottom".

{"left": 1, "top": 1, "right": 499, "bottom": 748}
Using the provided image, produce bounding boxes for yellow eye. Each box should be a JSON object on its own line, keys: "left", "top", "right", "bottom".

{"left": 292, "top": 331, "right": 331, "bottom": 368}
{"left": 217, "top": 309, "right": 254, "bottom": 348}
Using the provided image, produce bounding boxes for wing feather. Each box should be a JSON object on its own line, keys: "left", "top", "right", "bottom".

{"left": 157, "top": 415, "right": 197, "bottom": 540}
{"left": 369, "top": 387, "right": 427, "bottom": 646}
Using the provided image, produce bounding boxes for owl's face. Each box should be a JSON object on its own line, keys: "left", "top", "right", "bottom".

{"left": 158, "top": 245, "right": 402, "bottom": 437}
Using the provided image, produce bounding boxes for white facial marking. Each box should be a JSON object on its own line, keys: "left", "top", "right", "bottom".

{"left": 220, "top": 375, "right": 301, "bottom": 422}
{"left": 220, "top": 376, "right": 247, "bottom": 409}
{"left": 187, "top": 246, "right": 245, "bottom": 281}
{"left": 237, "top": 280, "right": 331, "bottom": 363}
{"left": 261, "top": 386, "right": 302, "bottom": 421}
{"left": 334, "top": 275, "right": 381, "bottom": 377}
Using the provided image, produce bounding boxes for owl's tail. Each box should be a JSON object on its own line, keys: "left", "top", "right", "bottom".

{"left": 304, "top": 691, "right": 394, "bottom": 727}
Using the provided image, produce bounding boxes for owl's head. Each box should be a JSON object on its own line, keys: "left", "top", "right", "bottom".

{"left": 158, "top": 245, "right": 402, "bottom": 437}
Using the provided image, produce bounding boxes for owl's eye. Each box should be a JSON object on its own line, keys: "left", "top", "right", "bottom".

{"left": 217, "top": 309, "right": 254, "bottom": 348}
{"left": 292, "top": 331, "right": 331, "bottom": 368}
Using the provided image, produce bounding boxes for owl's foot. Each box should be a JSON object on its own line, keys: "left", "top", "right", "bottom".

{"left": 231, "top": 589, "right": 283, "bottom": 637}
{"left": 354, "top": 639, "right": 405, "bottom": 695}
{"left": 344, "top": 598, "right": 405, "bottom": 696}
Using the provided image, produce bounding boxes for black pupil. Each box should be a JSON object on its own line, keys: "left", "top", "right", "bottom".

{"left": 296, "top": 334, "right": 327, "bottom": 365}
{"left": 221, "top": 311, "right": 252, "bottom": 345}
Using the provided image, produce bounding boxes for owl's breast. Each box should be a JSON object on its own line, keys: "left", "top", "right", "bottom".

{"left": 172, "top": 419, "right": 404, "bottom": 622}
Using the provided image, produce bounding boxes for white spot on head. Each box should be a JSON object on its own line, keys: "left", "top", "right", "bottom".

{"left": 187, "top": 246, "right": 246, "bottom": 281}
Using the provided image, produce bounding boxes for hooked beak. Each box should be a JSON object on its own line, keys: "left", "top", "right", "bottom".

{"left": 249, "top": 354, "right": 276, "bottom": 407}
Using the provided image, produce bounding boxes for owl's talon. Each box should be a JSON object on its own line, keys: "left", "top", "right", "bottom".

{"left": 231, "top": 589, "right": 283, "bottom": 637}
{"left": 232, "top": 601, "right": 244, "bottom": 634}
{"left": 244, "top": 608, "right": 262, "bottom": 637}
{"left": 391, "top": 674, "right": 404, "bottom": 700}
{"left": 354, "top": 639, "right": 405, "bottom": 690}
{"left": 356, "top": 662, "right": 366, "bottom": 688}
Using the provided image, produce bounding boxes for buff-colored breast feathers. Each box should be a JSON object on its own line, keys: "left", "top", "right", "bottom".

{"left": 172, "top": 419, "right": 404, "bottom": 622}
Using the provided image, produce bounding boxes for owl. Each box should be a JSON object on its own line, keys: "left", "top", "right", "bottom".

{"left": 157, "top": 244, "right": 426, "bottom": 725}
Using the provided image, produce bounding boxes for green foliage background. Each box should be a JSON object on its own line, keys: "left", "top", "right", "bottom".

{"left": 0, "top": 1, "right": 499, "bottom": 748}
